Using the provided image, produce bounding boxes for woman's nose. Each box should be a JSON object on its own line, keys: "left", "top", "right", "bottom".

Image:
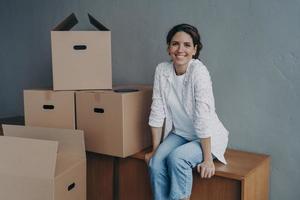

{"left": 178, "top": 44, "right": 184, "bottom": 52}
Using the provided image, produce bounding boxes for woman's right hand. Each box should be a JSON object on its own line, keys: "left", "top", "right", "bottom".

{"left": 145, "top": 151, "right": 155, "bottom": 164}
{"left": 145, "top": 126, "right": 162, "bottom": 164}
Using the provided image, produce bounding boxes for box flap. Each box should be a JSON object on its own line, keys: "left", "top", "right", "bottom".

{"left": 0, "top": 136, "right": 58, "bottom": 178}
{"left": 2, "top": 125, "right": 85, "bottom": 158}
{"left": 53, "top": 13, "right": 78, "bottom": 31}
{"left": 88, "top": 13, "right": 109, "bottom": 31}
{"left": 52, "top": 13, "right": 109, "bottom": 31}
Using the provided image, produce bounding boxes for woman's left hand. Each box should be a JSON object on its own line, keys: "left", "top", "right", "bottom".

{"left": 197, "top": 159, "right": 215, "bottom": 178}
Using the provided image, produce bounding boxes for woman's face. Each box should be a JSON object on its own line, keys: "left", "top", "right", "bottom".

{"left": 168, "top": 31, "right": 197, "bottom": 69}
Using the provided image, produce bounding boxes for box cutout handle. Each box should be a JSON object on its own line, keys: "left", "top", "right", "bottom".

{"left": 94, "top": 108, "right": 104, "bottom": 113}
{"left": 43, "top": 105, "right": 55, "bottom": 110}
{"left": 68, "top": 182, "right": 76, "bottom": 191}
{"left": 114, "top": 88, "right": 139, "bottom": 93}
{"left": 73, "top": 45, "right": 87, "bottom": 50}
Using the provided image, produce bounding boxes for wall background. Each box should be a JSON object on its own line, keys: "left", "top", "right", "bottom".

{"left": 1, "top": 0, "right": 299, "bottom": 199}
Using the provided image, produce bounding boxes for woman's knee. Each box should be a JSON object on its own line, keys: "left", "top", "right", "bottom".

{"left": 166, "top": 150, "right": 190, "bottom": 170}
{"left": 148, "top": 155, "right": 165, "bottom": 173}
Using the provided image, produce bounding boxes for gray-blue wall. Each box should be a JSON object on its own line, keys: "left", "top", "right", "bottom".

{"left": 1, "top": 0, "right": 299, "bottom": 199}
{"left": 0, "top": 0, "right": 80, "bottom": 117}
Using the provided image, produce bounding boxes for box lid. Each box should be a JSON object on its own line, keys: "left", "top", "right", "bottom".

{"left": 53, "top": 13, "right": 109, "bottom": 31}
{"left": 2, "top": 125, "right": 85, "bottom": 159}
{"left": 0, "top": 135, "right": 58, "bottom": 179}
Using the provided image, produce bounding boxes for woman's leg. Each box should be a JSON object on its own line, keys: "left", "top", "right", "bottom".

{"left": 167, "top": 140, "right": 204, "bottom": 200}
{"left": 148, "top": 133, "right": 188, "bottom": 200}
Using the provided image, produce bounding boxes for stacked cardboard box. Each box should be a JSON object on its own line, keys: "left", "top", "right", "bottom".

{"left": 76, "top": 85, "right": 152, "bottom": 157}
{"left": 24, "top": 13, "right": 152, "bottom": 157}
{"left": 51, "top": 13, "right": 112, "bottom": 91}
{"left": 24, "top": 90, "right": 76, "bottom": 129}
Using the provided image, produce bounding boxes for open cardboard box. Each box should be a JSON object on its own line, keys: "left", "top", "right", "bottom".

{"left": 51, "top": 13, "right": 112, "bottom": 90}
{"left": 0, "top": 125, "right": 86, "bottom": 200}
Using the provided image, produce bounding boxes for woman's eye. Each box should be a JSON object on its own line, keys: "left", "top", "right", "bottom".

{"left": 184, "top": 43, "right": 192, "bottom": 47}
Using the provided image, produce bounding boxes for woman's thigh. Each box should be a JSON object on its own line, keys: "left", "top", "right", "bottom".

{"left": 151, "top": 133, "right": 188, "bottom": 163}
{"left": 169, "top": 140, "right": 204, "bottom": 168}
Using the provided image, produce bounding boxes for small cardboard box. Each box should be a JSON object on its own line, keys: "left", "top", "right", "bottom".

{"left": 0, "top": 125, "right": 86, "bottom": 200}
{"left": 76, "top": 85, "right": 152, "bottom": 157}
{"left": 51, "top": 13, "right": 112, "bottom": 90}
{"left": 24, "top": 90, "right": 76, "bottom": 129}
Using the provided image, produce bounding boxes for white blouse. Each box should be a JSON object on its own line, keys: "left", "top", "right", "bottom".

{"left": 148, "top": 59, "right": 229, "bottom": 164}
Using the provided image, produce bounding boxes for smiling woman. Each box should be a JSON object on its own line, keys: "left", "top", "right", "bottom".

{"left": 145, "top": 24, "right": 229, "bottom": 200}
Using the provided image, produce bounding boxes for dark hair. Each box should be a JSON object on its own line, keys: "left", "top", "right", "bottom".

{"left": 166, "top": 24, "right": 202, "bottom": 59}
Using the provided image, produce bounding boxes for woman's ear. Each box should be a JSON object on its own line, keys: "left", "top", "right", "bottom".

{"left": 193, "top": 44, "right": 198, "bottom": 56}
{"left": 167, "top": 46, "right": 171, "bottom": 55}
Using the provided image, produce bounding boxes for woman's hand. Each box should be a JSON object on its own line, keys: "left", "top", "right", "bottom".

{"left": 197, "top": 159, "right": 215, "bottom": 178}
{"left": 145, "top": 151, "right": 155, "bottom": 165}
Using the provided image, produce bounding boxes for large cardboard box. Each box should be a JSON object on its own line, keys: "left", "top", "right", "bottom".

{"left": 51, "top": 13, "right": 112, "bottom": 90}
{"left": 76, "top": 85, "right": 152, "bottom": 157}
{"left": 24, "top": 90, "right": 76, "bottom": 129}
{"left": 0, "top": 125, "right": 86, "bottom": 200}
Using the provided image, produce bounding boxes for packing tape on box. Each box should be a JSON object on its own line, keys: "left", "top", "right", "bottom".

{"left": 94, "top": 92, "right": 101, "bottom": 102}
{"left": 44, "top": 91, "right": 53, "bottom": 101}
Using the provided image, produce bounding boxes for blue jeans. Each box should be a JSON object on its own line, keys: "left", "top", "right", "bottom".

{"left": 148, "top": 132, "right": 204, "bottom": 200}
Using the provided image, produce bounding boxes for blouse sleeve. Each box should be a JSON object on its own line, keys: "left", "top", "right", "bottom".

{"left": 148, "top": 64, "right": 166, "bottom": 127}
{"left": 193, "top": 65, "right": 216, "bottom": 138}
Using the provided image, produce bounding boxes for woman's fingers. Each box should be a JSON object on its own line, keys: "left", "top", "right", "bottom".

{"left": 207, "top": 167, "right": 215, "bottom": 178}
{"left": 208, "top": 169, "right": 213, "bottom": 178}
{"left": 197, "top": 163, "right": 215, "bottom": 178}
{"left": 144, "top": 151, "right": 155, "bottom": 165}
{"left": 197, "top": 164, "right": 201, "bottom": 173}
{"left": 145, "top": 153, "right": 151, "bottom": 164}
{"left": 201, "top": 165, "right": 206, "bottom": 178}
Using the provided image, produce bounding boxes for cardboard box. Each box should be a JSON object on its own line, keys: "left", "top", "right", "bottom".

{"left": 76, "top": 85, "right": 152, "bottom": 157}
{"left": 51, "top": 13, "right": 112, "bottom": 90}
{"left": 24, "top": 90, "right": 76, "bottom": 129}
{"left": 0, "top": 125, "right": 86, "bottom": 200}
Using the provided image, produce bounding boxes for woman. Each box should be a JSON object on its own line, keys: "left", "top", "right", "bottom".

{"left": 145, "top": 24, "right": 229, "bottom": 200}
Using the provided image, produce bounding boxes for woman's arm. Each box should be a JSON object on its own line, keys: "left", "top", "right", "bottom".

{"left": 146, "top": 64, "right": 166, "bottom": 164}
{"left": 151, "top": 126, "right": 163, "bottom": 151}
{"left": 197, "top": 137, "right": 215, "bottom": 178}
{"left": 148, "top": 64, "right": 166, "bottom": 128}
{"left": 145, "top": 126, "right": 163, "bottom": 164}
{"left": 193, "top": 63, "right": 216, "bottom": 178}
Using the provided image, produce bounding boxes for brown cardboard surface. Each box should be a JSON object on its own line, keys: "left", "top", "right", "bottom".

{"left": 0, "top": 125, "right": 86, "bottom": 200}
{"left": 56, "top": 154, "right": 83, "bottom": 176}
{"left": 55, "top": 159, "right": 86, "bottom": 200}
{"left": 24, "top": 90, "right": 76, "bottom": 129}
{"left": 51, "top": 13, "right": 112, "bottom": 91}
{"left": 76, "top": 91, "right": 123, "bottom": 155}
{"left": 122, "top": 91, "right": 152, "bottom": 156}
{"left": 0, "top": 174, "right": 53, "bottom": 200}
{"left": 76, "top": 84, "right": 152, "bottom": 157}
{"left": 2, "top": 125, "right": 85, "bottom": 158}
{"left": 0, "top": 136, "right": 58, "bottom": 178}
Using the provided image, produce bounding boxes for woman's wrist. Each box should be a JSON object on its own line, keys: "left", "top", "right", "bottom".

{"left": 200, "top": 137, "right": 213, "bottom": 162}
{"left": 203, "top": 156, "right": 213, "bottom": 162}
{"left": 152, "top": 145, "right": 159, "bottom": 152}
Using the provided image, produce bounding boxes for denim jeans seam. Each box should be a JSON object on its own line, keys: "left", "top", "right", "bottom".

{"left": 170, "top": 164, "right": 190, "bottom": 200}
